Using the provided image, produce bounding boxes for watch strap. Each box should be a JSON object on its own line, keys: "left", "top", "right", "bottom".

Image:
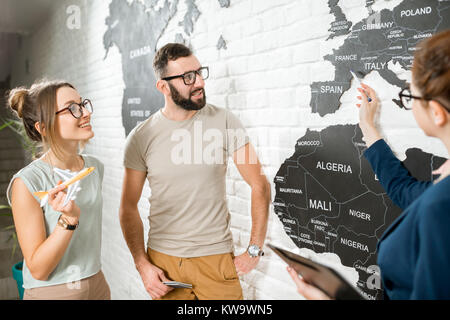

{"left": 57, "top": 214, "right": 79, "bottom": 231}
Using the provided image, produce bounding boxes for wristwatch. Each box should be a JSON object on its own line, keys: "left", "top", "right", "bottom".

{"left": 247, "top": 244, "right": 264, "bottom": 258}
{"left": 57, "top": 214, "right": 79, "bottom": 231}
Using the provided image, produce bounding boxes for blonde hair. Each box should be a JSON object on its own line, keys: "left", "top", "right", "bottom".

{"left": 7, "top": 79, "right": 85, "bottom": 160}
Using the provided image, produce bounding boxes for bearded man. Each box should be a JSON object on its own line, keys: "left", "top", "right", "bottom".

{"left": 119, "top": 43, "right": 270, "bottom": 300}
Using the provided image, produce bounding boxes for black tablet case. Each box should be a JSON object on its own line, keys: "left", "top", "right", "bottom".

{"left": 269, "top": 244, "right": 366, "bottom": 300}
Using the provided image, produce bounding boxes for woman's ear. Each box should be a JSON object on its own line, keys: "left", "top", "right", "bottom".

{"left": 429, "top": 100, "right": 448, "bottom": 127}
{"left": 34, "top": 122, "right": 45, "bottom": 136}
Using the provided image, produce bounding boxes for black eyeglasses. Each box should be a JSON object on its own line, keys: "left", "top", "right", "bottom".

{"left": 161, "top": 67, "right": 209, "bottom": 85}
{"left": 398, "top": 87, "right": 430, "bottom": 110}
{"left": 55, "top": 99, "right": 93, "bottom": 119}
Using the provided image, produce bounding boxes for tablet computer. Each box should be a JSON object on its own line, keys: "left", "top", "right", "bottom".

{"left": 268, "top": 243, "right": 366, "bottom": 300}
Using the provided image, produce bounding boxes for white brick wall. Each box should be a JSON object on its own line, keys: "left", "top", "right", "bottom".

{"left": 9, "top": 0, "right": 448, "bottom": 300}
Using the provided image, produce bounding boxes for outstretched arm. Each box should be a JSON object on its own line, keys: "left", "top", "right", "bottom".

{"left": 357, "top": 83, "right": 431, "bottom": 209}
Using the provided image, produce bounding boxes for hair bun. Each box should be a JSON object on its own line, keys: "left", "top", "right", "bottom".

{"left": 7, "top": 87, "right": 28, "bottom": 118}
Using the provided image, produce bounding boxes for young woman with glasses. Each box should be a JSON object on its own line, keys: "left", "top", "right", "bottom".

{"left": 6, "top": 80, "right": 110, "bottom": 299}
{"left": 288, "top": 30, "right": 450, "bottom": 299}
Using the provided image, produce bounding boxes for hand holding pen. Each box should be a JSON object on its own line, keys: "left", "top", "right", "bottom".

{"left": 355, "top": 83, "right": 382, "bottom": 147}
{"left": 351, "top": 70, "right": 372, "bottom": 102}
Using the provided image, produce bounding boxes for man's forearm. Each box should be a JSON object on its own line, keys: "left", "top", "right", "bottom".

{"left": 119, "top": 206, "right": 149, "bottom": 269}
{"left": 249, "top": 180, "right": 271, "bottom": 247}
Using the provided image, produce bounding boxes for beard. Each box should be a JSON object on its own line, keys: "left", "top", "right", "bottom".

{"left": 168, "top": 83, "right": 206, "bottom": 111}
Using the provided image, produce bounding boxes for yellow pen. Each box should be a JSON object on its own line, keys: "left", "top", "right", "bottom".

{"left": 33, "top": 167, "right": 95, "bottom": 201}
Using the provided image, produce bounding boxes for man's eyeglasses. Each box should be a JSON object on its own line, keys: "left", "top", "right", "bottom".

{"left": 55, "top": 99, "right": 93, "bottom": 119}
{"left": 398, "top": 87, "right": 430, "bottom": 110}
{"left": 161, "top": 67, "right": 209, "bottom": 85}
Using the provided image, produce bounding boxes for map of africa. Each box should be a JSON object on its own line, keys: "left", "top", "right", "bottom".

{"left": 275, "top": 0, "right": 449, "bottom": 299}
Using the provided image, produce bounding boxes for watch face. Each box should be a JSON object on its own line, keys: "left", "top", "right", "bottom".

{"left": 248, "top": 245, "right": 260, "bottom": 257}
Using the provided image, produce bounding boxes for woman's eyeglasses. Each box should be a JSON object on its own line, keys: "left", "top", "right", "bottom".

{"left": 398, "top": 87, "right": 428, "bottom": 110}
{"left": 55, "top": 99, "right": 93, "bottom": 119}
{"left": 398, "top": 87, "right": 449, "bottom": 112}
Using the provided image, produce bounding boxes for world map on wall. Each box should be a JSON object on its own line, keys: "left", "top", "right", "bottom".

{"left": 103, "top": 0, "right": 450, "bottom": 300}
{"left": 103, "top": 0, "right": 229, "bottom": 135}
{"left": 274, "top": 0, "right": 449, "bottom": 300}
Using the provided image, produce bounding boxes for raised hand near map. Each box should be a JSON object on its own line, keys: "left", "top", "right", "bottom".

{"left": 356, "top": 83, "right": 383, "bottom": 148}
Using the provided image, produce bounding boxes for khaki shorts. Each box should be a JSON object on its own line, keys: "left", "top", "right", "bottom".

{"left": 23, "top": 270, "right": 111, "bottom": 300}
{"left": 148, "top": 248, "right": 243, "bottom": 300}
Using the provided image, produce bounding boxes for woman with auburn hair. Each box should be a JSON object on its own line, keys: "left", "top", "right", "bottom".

{"left": 288, "top": 30, "right": 450, "bottom": 300}
{"left": 6, "top": 80, "right": 110, "bottom": 299}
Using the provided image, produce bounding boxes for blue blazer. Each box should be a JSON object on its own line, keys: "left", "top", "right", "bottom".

{"left": 364, "top": 139, "right": 450, "bottom": 299}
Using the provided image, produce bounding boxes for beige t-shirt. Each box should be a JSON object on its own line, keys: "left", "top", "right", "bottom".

{"left": 124, "top": 104, "right": 249, "bottom": 257}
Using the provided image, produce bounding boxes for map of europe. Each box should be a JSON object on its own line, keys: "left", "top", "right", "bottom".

{"left": 311, "top": 0, "right": 450, "bottom": 116}
{"left": 275, "top": 0, "right": 449, "bottom": 299}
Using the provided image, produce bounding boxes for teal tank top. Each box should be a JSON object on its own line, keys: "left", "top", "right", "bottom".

{"left": 7, "top": 154, "right": 104, "bottom": 289}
